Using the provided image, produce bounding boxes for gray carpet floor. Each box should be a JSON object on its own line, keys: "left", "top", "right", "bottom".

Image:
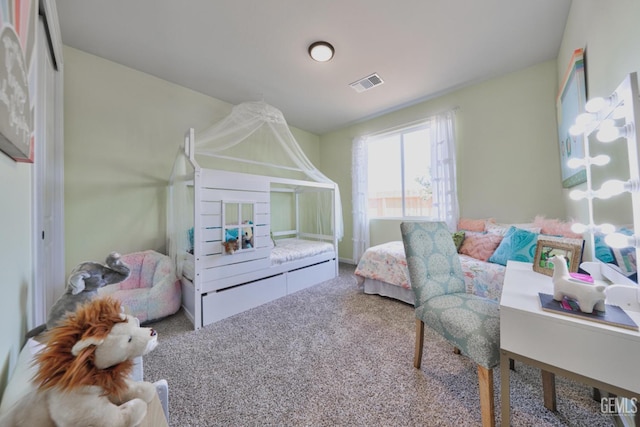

{"left": 143, "top": 264, "right": 616, "bottom": 426}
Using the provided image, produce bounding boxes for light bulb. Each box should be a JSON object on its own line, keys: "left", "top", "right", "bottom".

{"left": 585, "top": 97, "right": 606, "bottom": 113}
{"left": 567, "top": 155, "right": 610, "bottom": 169}
{"left": 569, "top": 124, "right": 584, "bottom": 136}
{"left": 597, "top": 127, "right": 621, "bottom": 143}
{"left": 598, "top": 223, "right": 616, "bottom": 234}
{"left": 591, "top": 154, "right": 610, "bottom": 166}
{"left": 575, "top": 112, "right": 596, "bottom": 126}
{"left": 569, "top": 189, "right": 588, "bottom": 200}
{"left": 567, "top": 158, "right": 584, "bottom": 169}
{"left": 612, "top": 104, "right": 627, "bottom": 120}
{"left": 571, "top": 223, "right": 588, "bottom": 234}
{"left": 605, "top": 232, "right": 634, "bottom": 249}
{"left": 585, "top": 93, "right": 618, "bottom": 113}
{"left": 597, "top": 122, "right": 633, "bottom": 143}
{"left": 598, "top": 179, "right": 627, "bottom": 198}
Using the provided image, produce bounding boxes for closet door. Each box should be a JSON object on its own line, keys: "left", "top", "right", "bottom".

{"left": 32, "top": 1, "right": 64, "bottom": 326}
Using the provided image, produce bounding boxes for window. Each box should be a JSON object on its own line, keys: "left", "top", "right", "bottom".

{"left": 352, "top": 110, "right": 457, "bottom": 262}
{"left": 367, "top": 124, "right": 432, "bottom": 218}
{"left": 222, "top": 201, "right": 255, "bottom": 254}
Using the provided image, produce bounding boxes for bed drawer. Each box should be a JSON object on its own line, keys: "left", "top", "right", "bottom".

{"left": 201, "top": 274, "right": 286, "bottom": 326}
{"left": 286, "top": 259, "right": 336, "bottom": 294}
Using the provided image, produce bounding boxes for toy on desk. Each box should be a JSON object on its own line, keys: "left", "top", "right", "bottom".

{"left": 551, "top": 255, "right": 606, "bottom": 313}
{"left": 581, "top": 260, "right": 640, "bottom": 313}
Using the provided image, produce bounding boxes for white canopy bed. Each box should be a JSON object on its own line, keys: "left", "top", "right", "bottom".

{"left": 168, "top": 102, "right": 343, "bottom": 329}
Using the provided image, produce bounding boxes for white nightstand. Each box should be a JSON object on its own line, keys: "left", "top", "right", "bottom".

{"left": 500, "top": 260, "right": 640, "bottom": 426}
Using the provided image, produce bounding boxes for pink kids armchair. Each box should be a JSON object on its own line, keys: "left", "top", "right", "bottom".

{"left": 98, "top": 250, "right": 181, "bottom": 323}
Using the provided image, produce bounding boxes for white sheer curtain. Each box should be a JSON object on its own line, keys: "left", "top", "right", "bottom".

{"left": 429, "top": 110, "right": 459, "bottom": 231}
{"left": 352, "top": 136, "right": 369, "bottom": 262}
{"left": 351, "top": 110, "right": 459, "bottom": 262}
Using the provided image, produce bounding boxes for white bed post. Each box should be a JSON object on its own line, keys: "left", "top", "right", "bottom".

{"left": 295, "top": 191, "right": 300, "bottom": 238}
{"left": 333, "top": 184, "right": 339, "bottom": 275}
{"left": 186, "top": 128, "right": 203, "bottom": 330}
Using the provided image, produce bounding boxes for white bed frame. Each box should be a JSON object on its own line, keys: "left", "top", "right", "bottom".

{"left": 174, "top": 129, "right": 339, "bottom": 329}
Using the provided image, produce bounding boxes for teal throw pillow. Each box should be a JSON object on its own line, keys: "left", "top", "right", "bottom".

{"left": 594, "top": 234, "right": 615, "bottom": 263}
{"left": 488, "top": 226, "right": 539, "bottom": 266}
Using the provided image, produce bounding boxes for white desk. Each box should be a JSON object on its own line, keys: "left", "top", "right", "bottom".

{"left": 500, "top": 261, "right": 640, "bottom": 426}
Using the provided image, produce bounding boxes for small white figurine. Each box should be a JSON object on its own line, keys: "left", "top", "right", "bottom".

{"left": 551, "top": 254, "right": 606, "bottom": 313}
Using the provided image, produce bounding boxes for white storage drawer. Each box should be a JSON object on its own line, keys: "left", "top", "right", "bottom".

{"left": 286, "top": 259, "right": 336, "bottom": 294}
{"left": 201, "top": 274, "right": 286, "bottom": 326}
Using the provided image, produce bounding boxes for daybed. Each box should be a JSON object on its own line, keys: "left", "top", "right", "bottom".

{"left": 355, "top": 241, "right": 506, "bottom": 304}
{"left": 168, "top": 102, "right": 342, "bottom": 330}
{"left": 355, "top": 217, "right": 584, "bottom": 304}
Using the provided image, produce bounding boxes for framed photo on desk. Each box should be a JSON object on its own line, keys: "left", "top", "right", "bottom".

{"left": 533, "top": 238, "right": 583, "bottom": 276}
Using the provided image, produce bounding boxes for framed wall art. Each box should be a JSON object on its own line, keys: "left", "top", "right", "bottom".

{"left": 556, "top": 48, "right": 588, "bottom": 188}
{"left": 0, "top": 0, "right": 37, "bottom": 162}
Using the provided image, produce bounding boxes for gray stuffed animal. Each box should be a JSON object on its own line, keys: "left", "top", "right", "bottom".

{"left": 26, "top": 252, "right": 131, "bottom": 337}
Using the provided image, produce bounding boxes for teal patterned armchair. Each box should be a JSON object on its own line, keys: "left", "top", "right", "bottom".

{"left": 400, "top": 221, "right": 500, "bottom": 427}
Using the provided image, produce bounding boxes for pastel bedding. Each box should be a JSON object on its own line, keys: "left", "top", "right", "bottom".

{"left": 271, "top": 239, "right": 335, "bottom": 265}
{"left": 354, "top": 241, "right": 505, "bottom": 303}
{"left": 354, "top": 217, "right": 584, "bottom": 305}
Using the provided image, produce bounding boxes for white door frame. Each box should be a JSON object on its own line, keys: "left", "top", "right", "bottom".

{"left": 32, "top": 0, "right": 64, "bottom": 327}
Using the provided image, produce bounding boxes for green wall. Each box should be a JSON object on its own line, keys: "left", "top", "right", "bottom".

{"left": 63, "top": 47, "right": 320, "bottom": 276}
{"left": 0, "top": 158, "right": 32, "bottom": 402}
{"left": 321, "top": 0, "right": 640, "bottom": 263}
{"left": 321, "top": 60, "right": 564, "bottom": 261}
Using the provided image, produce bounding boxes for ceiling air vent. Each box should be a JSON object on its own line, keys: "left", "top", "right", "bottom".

{"left": 349, "top": 73, "right": 384, "bottom": 93}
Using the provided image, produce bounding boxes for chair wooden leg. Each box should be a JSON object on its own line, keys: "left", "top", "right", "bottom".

{"left": 541, "top": 370, "right": 557, "bottom": 411}
{"left": 478, "top": 365, "right": 495, "bottom": 427}
{"left": 414, "top": 319, "right": 424, "bottom": 369}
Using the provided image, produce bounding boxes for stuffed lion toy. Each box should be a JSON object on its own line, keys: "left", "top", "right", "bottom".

{"left": 0, "top": 297, "right": 159, "bottom": 427}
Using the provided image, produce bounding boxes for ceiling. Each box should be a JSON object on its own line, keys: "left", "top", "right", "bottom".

{"left": 55, "top": 0, "right": 572, "bottom": 135}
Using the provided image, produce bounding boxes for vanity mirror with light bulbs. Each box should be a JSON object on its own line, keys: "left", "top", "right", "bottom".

{"left": 568, "top": 72, "right": 640, "bottom": 288}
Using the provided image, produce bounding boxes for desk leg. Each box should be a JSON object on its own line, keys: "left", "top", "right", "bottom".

{"left": 541, "top": 370, "right": 557, "bottom": 411}
{"left": 500, "top": 351, "right": 510, "bottom": 427}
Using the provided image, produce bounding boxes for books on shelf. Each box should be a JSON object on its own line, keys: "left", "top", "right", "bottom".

{"left": 538, "top": 292, "right": 638, "bottom": 331}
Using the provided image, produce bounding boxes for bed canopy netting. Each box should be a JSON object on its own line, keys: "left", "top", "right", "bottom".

{"left": 168, "top": 101, "right": 343, "bottom": 328}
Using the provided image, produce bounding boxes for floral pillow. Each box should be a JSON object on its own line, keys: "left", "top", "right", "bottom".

{"left": 488, "top": 226, "right": 539, "bottom": 266}
{"left": 459, "top": 232, "right": 503, "bottom": 262}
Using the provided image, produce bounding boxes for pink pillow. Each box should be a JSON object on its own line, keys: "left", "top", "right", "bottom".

{"left": 458, "top": 218, "right": 494, "bottom": 232}
{"left": 533, "top": 215, "right": 582, "bottom": 239}
{"left": 459, "top": 232, "right": 503, "bottom": 261}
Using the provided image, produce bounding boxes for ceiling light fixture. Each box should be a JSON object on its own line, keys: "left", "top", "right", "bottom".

{"left": 308, "top": 41, "right": 334, "bottom": 62}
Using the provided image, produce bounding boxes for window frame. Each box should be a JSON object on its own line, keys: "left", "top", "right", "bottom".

{"left": 366, "top": 121, "right": 433, "bottom": 220}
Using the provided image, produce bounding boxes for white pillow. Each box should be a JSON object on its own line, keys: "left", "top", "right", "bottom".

{"left": 486, "top": 222, "right": 540, "bottom": 236}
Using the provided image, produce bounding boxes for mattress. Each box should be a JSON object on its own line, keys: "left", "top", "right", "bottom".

{"left": 270, "top": 238, "right": 335, "bottom": 265}
{"left": 355, "top": 241, "right": 505, "bottom": 302}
